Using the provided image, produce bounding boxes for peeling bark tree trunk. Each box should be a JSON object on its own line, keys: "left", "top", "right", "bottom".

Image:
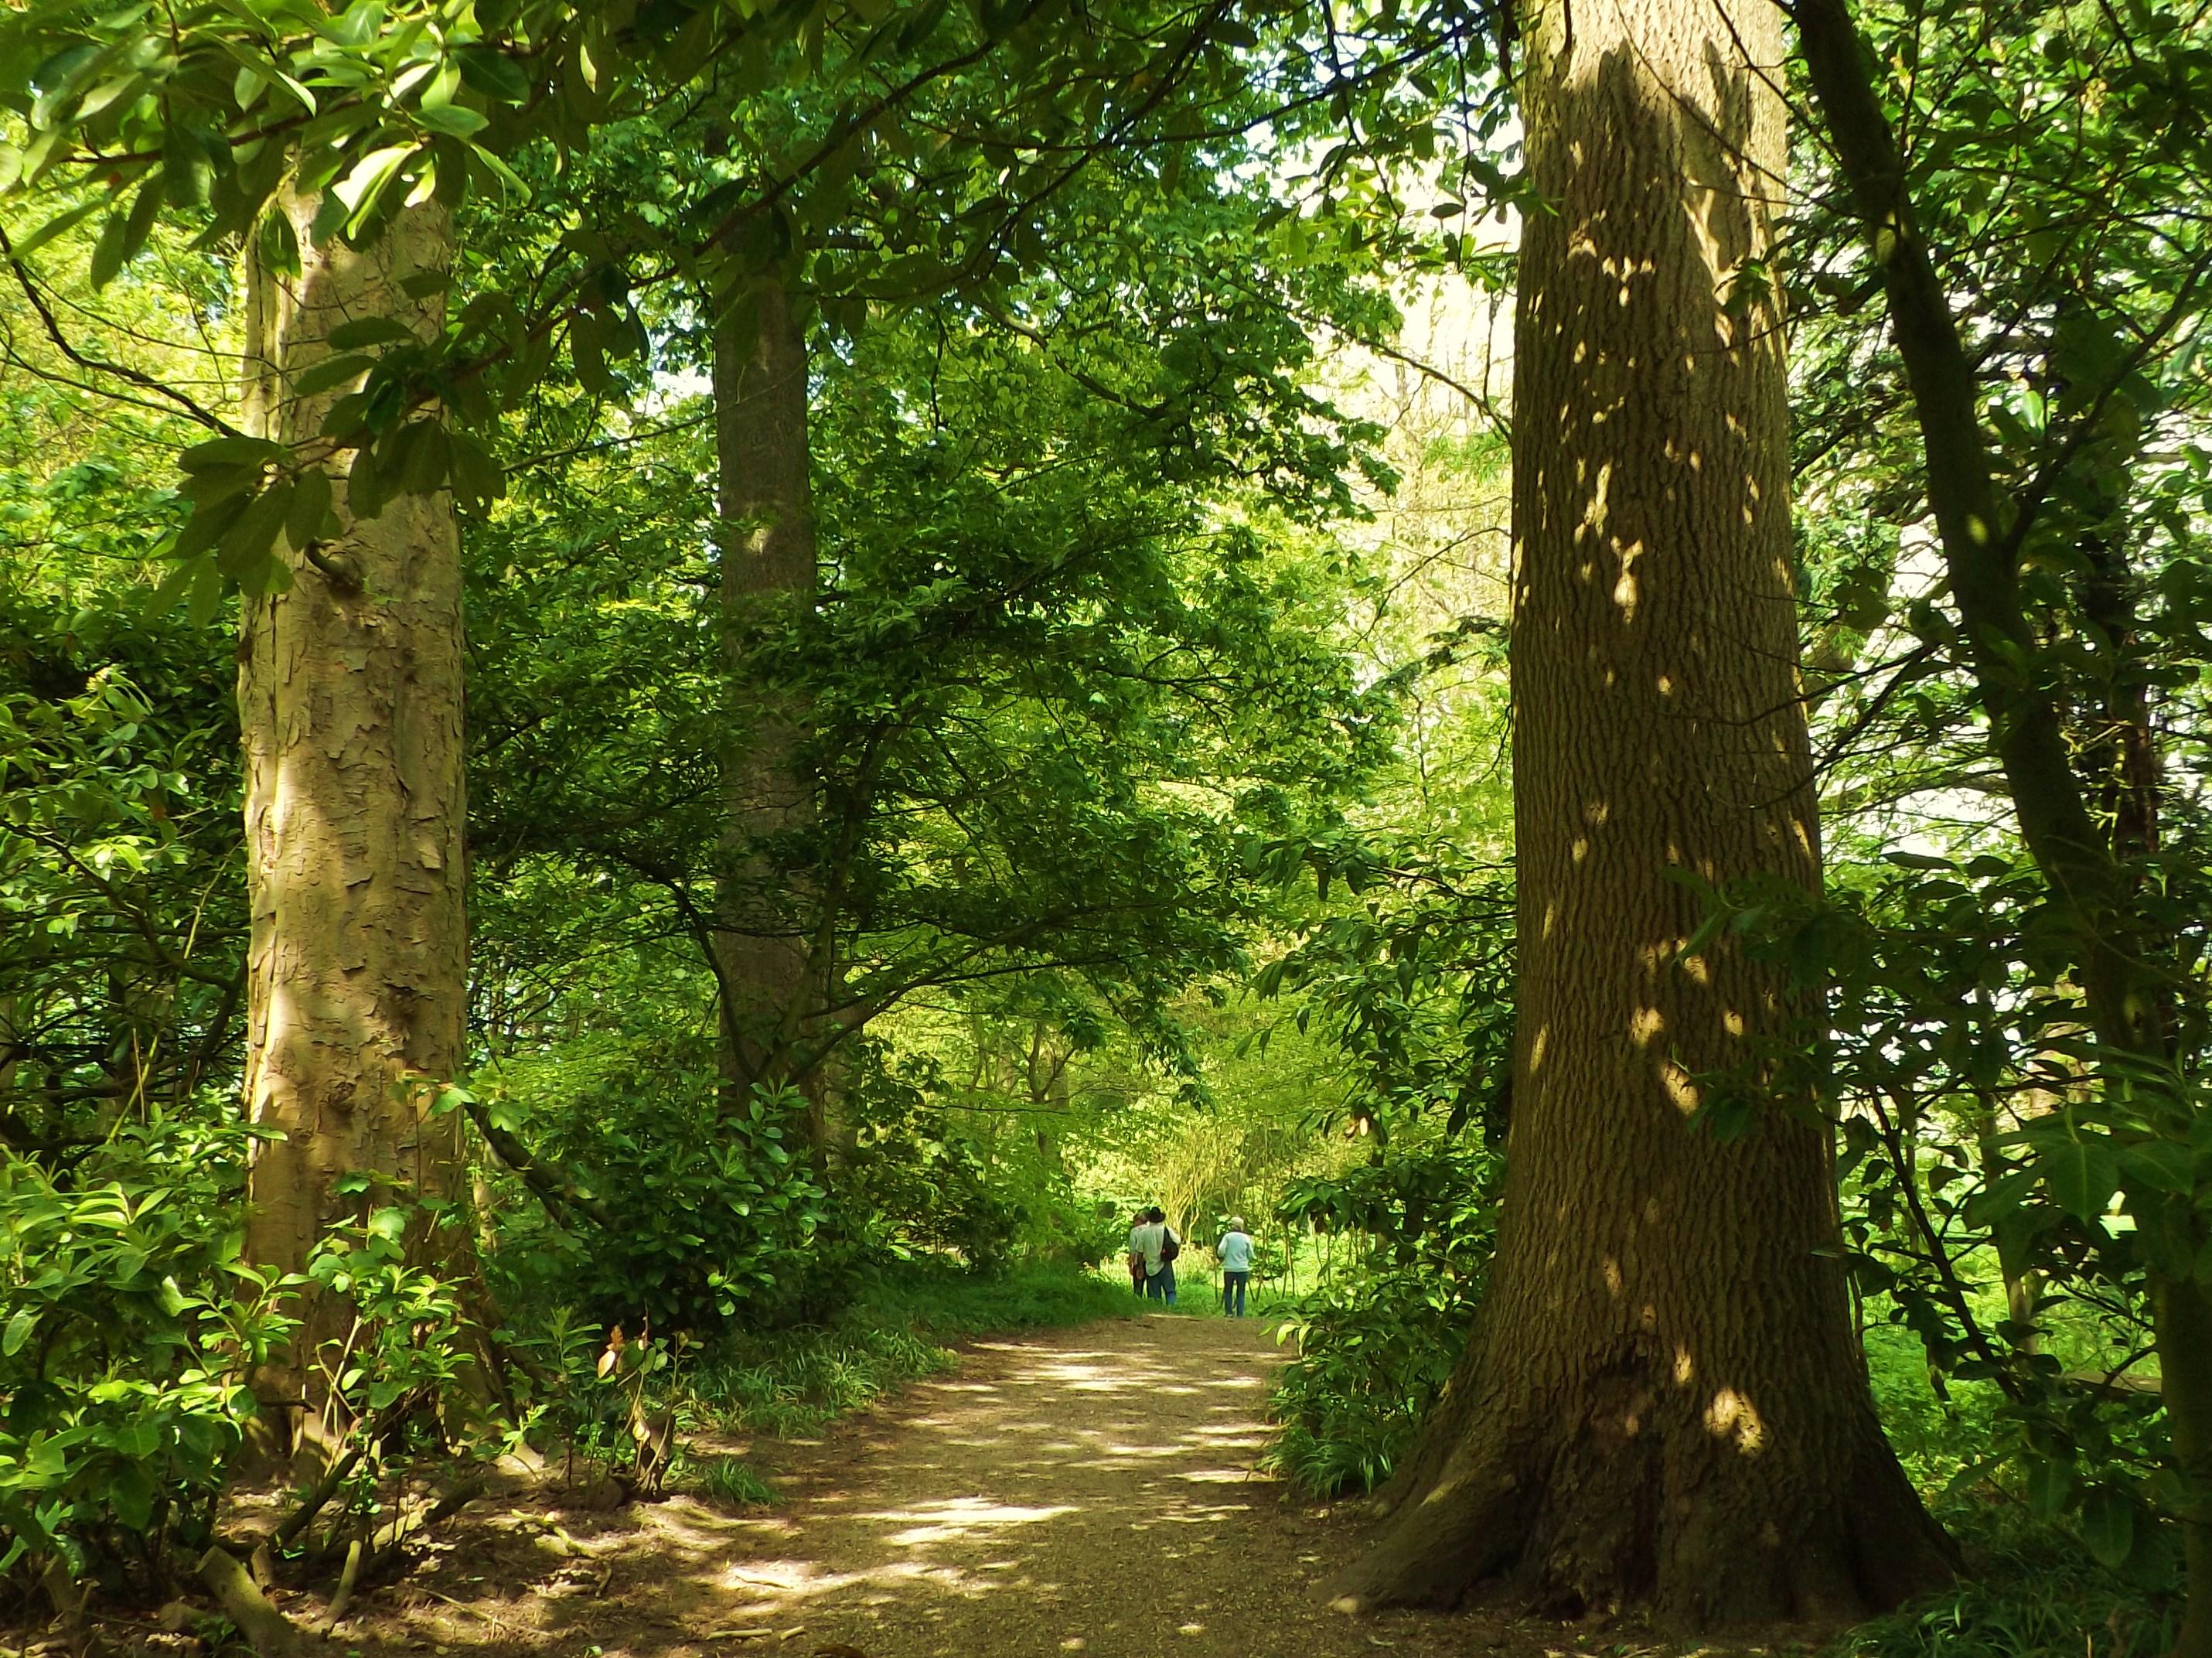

{"left": 711, "top": 278, "right": 833, "bottom": 1158}
{"left": 1326, "top": 0, "right": 1953, "bottom": 1624}
{"left": 238, "top": 195, "right": 469, "bottom": 1469}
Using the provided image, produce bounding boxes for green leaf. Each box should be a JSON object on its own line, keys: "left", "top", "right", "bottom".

{"left": 398, "top": 421, "right": 448, "bottom": 496}
{"left": 8, "top": 196, "right": 104, "bottom": 261}
{"left": 2, "top": 1307, "right": 36, "bottom": 1356}
{"left": 258, "top": 206, "right": 301, "bottom": 281}
{"left": 1882, "top": 851, "right": 1956, "bottom": 871}
{"left": 146, "top": 554, "right": 203, "bottom": 616}
{"left": 185, "top": 560, "right": 226, "bottom": 628}
{"left": 415, "top": 104, "right": 487, "bottom": 137}
{"left": 2026, "top": 1455, "right": 2079, "bottom": 1521}
{"left": 89, "top": 200, "right": 132, "bottom": 289}
{"left": 2040, "top": 1134, "right": 2122, "bottom": 1222}
{"left": 214, "top": 481, "right": 293, "bottom": 582}
{"left": 347, "top": 439, "right": 388, "bottom": 520}
{"left": 455, "top": 46, "right": 529, "bottom": 103}
{"left": 285, "top": 466, "right": 332, "bottom": 549}
{"left": 180, "top": 435, "right": 285, "bottom": 472}
{"left": 1679, "top": 906, "right": 1727, "bottom": 962}
{"left": 2119, "top": 1138, "right": 2194, "bottom": 1196}
{"left": 448, "top": 431, "right": 504, "bottom": 510}
{"left": 333, "top": 144, "right": 416, "bottom": 233}
{"left": 326, "top": 316, "right": 416, "bottom": 350}
{"left": 177, "top": 464, "right": 262, "bottom": 510}
{"left": 293, "top": 353, "right": 376, "bottom": 397}
{"left": 107, "top": 1463, "right": 155, "bottom": 1532}
{"left": 121, "top": 169, "right": 163, "bottom": 264}
{"left": 570, "top": 307, "right": 612, "bottom": 396}
{"left": 2079, "top": 1485, "right": 2134, "bottom": 1568}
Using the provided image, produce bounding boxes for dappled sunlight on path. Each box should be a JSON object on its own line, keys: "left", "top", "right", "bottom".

{"left": 690, "top": 1317, "right": 1337, "bottom": 1655}
{"left": 368, "top": 1315, "right": 1493, "bottom": 1658}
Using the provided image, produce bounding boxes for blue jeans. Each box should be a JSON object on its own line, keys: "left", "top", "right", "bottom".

{"left": 1222, "top": 1271, "right": 1249, "bottom": 1316}
{"left": 1145, "top": 1265, "right": 1177, "bottom": 1305}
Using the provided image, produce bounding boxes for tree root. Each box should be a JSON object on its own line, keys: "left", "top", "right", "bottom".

{"left": 1327, "top": 1411, "right": 1955, "bottom": 1628}
{"left": 199, "top": 1545, "right": 309, "bottom": 1657}
{"left": 320, "top": 1538, "right": 365, "bottom": 1629}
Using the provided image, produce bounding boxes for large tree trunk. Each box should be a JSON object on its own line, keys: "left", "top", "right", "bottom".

{"left": 711, "top": 278, "right": 833, "bottom": 1156}
{"left": 237, "top": 196, "right": 469, "bottom": 1469}
{"left": 1327, "top": 0, "right": 1952, "bottom": 1623}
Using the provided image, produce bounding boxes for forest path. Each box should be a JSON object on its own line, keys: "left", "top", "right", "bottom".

{"left": 375, "top": 1312, "right": 1502, "bottom": 1658}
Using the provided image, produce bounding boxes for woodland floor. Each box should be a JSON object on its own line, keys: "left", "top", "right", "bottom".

{"left": 54, "top": 1314, "right": 1824, "bottom": 1658}
{"left": 342, "top": 1312, "right": 1509, "bottom": 1658}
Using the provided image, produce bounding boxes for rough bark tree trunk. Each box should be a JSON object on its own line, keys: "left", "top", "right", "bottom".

{"left": 711, "top": 278, "right": 833, "bottom": 1158}
{"left": 1327, "top": 0, "right": 1953, "bottom": 1622}
{"left": 237, "top": 195, "right": 469, "bottom": 1470}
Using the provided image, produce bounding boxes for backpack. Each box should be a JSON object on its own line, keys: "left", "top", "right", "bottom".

{"left": 1160, "top": 1227, "right": 1181, "bottom": 1264}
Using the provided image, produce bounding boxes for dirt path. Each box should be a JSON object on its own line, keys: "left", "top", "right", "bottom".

{"left": 370, "top": 1312, "right": 1510, "bottom": 1658}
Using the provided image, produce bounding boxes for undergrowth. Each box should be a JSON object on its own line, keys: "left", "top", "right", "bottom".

{"left": 1824, "top": 1326, "right": 2178, "bottom": 1658}
{"left": 691, "top": 1454, "right": 780, "bottom": 1509}
{"left": 1263, "top": 1258, "right": 1467, "bottom": 1496}
{"left": 687, "top": 1261, "right": 1137, "bottom": 1439}
{"left": 1828, "top": 1507, "right": 2177, "bottom": 1658}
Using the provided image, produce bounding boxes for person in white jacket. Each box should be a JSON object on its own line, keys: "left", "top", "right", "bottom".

{"left": 1215, "top": 1218, "right": 1254, "bottom": 1318}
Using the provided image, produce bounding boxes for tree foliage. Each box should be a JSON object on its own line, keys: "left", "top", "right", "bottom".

{"left": 2, "top": 0, "right": 2211, "bottom": 1645}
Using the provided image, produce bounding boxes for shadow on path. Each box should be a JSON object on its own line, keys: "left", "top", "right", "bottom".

{"left": 370, "top": 1313, "right": 1494, "bottom": 1658}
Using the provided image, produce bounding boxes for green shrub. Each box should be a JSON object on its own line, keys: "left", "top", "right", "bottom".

{"left": 1266, "top": 1141, "right": 1494, "bottom": 1496}
{"left": 1830, "top": 1509, "right": 2176, "bottom": 1658}
{"left": 1265, "top": 1260, "right": 1468, "bottom": 1496}
{"left": 841, "top": 1051, "right": 1026, "bottom": 1271}
{"left": 484, "top": 1042, "right": 845, "bottom": 1332}
{"left": 0, "top": 1115, "right": 285, "bottom": 1594}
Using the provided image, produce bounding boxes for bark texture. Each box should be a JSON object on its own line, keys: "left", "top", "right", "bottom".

{"left": 1327, "top": 0, "right": 1952, "bottom": 1623}
{"left": 238, "top": 196, "right": 468, "bottom": 1465}
{"left": 711, "top": 278, "right": 833, "bottom": 1151}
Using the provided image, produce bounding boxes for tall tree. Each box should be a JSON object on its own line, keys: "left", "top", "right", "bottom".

{"left": 1327, "top": 0, "right": 1953, "bottom": 1621}
{"left": 713, "top": 275, "right": 833, "bottom": 1145}
{"left": 236, "top": 193, "right": 469, "bottom": 1464}
{"left": 1797, "top": 0, "right": 2212, "bottom": 1646}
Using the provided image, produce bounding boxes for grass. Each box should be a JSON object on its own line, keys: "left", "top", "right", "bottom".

{"left": 684, "top": 1260, "right": 1140, "bottom": 1440}
{"left": 690, "top": 1453, "right": 779, "bottom": 1509}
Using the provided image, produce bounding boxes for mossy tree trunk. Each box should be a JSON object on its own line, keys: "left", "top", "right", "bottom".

{"left": 1326, "top": 0, "right": 1954, "bottom": 1622}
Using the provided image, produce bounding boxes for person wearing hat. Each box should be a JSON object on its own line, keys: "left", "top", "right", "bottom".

{"left": 1215, "top": 1217, "right": 1254, "bottom": 1318}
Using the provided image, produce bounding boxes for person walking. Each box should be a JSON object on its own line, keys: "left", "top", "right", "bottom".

{"left": 1152, "top": 1207, "right": 1181, "bottom": 1306}
{"left": 1216, "top": 1217, "right": 1254, "bottom": 1318}
{"left": 1129, "top": 1206, "right": 1166, "bottom": 1301}
{"left": 1130, "top": 1206, "right": 1179, "bottom": 1305}
{"left": 1125, "top": 1208, "right": 1153, "bottom": 1297}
